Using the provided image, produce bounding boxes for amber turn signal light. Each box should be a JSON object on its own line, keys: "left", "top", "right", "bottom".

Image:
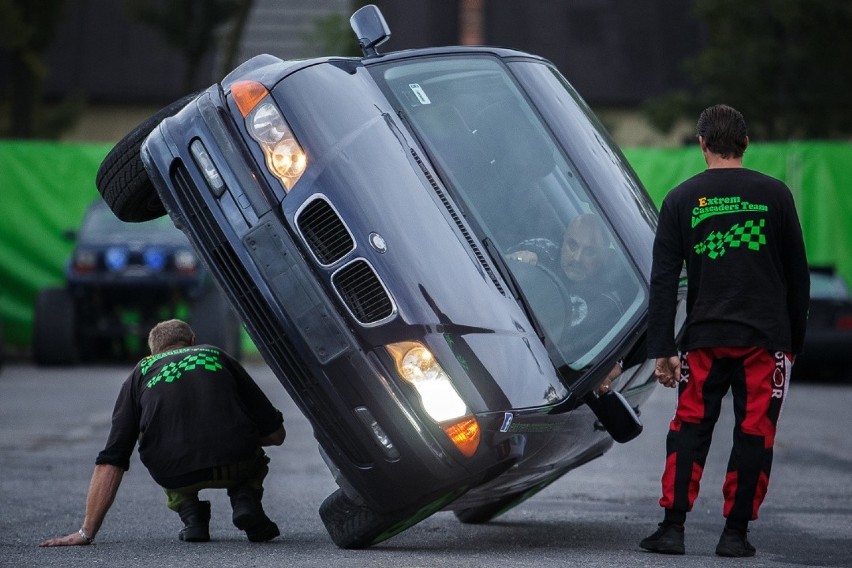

{"left": 231, "top": 80, "right": 269, "bottom": 117}
{"left": 441, "top": 416, "right": 480, "bottom": 458}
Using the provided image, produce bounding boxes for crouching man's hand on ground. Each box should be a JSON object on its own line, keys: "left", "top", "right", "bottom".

{"left": 39, "top": 529, "right": 93, "bottom": 547}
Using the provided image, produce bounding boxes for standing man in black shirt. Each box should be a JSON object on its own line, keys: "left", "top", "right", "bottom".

{"left": 40, "top": 319, "right": 286, "bottom": 546}
{"left": 639, "top": 105, "right": 809, "bottom": 557}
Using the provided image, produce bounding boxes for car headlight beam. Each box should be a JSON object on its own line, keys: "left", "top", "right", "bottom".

{"left": 143, "top": 248, "right": 166, "bottom": 272}
{"left": 387, "top": 341, "right": 468, "bottom": 423}
{"left": 105, "top": 247, "right": 128, "bottom": 272}
{"left": 73, "top": 250, "right": 97, "bottom": 273}
{"left": 174, "top": 249, "right": 198, "bottom": 274}
{"left": 232, "top": 80, "right": 307, "bottom": 191}
{"left": 386, "top": 341, "right": 481, "bottom": 458}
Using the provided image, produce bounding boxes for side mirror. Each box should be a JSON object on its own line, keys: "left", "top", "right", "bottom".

{"left": 350, "top": 4, "right": 391, "bottom": 58}
{"left": 585, "top": 390, "right": 643, "bottom": 443}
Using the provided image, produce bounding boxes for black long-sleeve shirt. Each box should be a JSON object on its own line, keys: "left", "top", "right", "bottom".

{"left": 648, "top": 167, "right": 809, "bottom": 358}
{"left": 96, "top": 345, "right": 283, "bottom": 483}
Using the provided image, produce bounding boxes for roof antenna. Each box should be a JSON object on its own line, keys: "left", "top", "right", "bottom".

{"left": 350, "top": 4, "right": 391, "bottom": 58}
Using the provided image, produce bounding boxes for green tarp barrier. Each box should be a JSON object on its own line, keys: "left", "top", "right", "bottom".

{"left": 1, "top": 141, "right": 107, "bottom": 345}
{"left": 623, "top": 142, "right": 852, "bottom": 276}
{"left": 2, "top": 140, "right": 851, "bottom": 349}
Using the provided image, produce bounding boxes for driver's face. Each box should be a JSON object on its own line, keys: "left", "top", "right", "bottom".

{"left": 561, "top": 220, "right": 606, "bottom": 282}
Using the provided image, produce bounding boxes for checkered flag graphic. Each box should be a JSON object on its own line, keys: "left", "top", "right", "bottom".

{"left": 694, "top": 218, "right": 766, "bottom": 260}
{"left": 145, "top": 351, "right": 223, "bottom": 388}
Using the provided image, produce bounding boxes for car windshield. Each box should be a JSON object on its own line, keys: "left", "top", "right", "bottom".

{"left": 79, "top": 202, "right": 189, "bottom": 246}
{"left": 373, "top": 55, "right": 645, "bottom": 371}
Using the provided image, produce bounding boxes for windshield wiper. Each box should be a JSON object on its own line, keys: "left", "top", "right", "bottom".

{"left": 481, "top": 237, "right": 547, "bottom": 343}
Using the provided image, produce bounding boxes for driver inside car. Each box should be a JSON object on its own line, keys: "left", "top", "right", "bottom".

{"left": 508, "top": 213, "right": 626, "bottom": 391}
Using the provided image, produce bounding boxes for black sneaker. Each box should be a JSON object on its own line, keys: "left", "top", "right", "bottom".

{"left": 229, "top": 485, "right": 280, "bottom": 542}
{"left": 639, "top": 522, "right": 685, "bottom": 555}
{"left": 715, "top": 527, "right": 756, "bottom": 557}
{"left": 243, "top": 519, "right": 280, "bottom": 543}
{"left": 177, "top": 500, "right": 211, "bottom": 542}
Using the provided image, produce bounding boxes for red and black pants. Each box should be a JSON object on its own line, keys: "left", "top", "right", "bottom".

{"left": 659, "top": 347, "right": 790, "bottom": 527}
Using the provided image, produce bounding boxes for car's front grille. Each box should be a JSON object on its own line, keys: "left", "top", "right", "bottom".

{"left": 296, "top": 196, "right": 354, "bottom": 266}
{"left": 170, "top": 163, "right": 372, "bottom": 466}
{"left": 332, "top": 259, "right": 394, "bottom": 325}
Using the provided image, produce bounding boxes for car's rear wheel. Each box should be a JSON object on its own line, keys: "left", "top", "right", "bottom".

{"left": 319, "top": 487, "right": 466, "bottom": 549}
{"left": 33, "top": 288, "right": 79, "bottom": 366}
{"left": 96, "top": 91, "right": 200, "bottom": 222}
{"left": 452, "top": 493, "right": 527, "bottom": 524}
{"left": 453, "top": 469, "right": 566, "bottom": 524}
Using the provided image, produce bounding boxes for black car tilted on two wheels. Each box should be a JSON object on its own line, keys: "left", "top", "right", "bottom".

{"left": 96, "top": 6, "right": 684, "bottom": 548}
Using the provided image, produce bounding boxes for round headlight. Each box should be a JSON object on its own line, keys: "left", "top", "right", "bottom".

{"left": 392, "top": 342, "right": 468, "bottom": 422}
{"left": 250, "top": 102, "right": 289, "bottom": 144}
{"left": 269, "top": 138, "right": 307, "bottom": 179}
{"left": 144, "top": 248, "right": 166, "bottom": 271}
{"left": 73, "top": 250, "right": 97, "bottom": 273}
{"left": 105, "top": 247, "right": 128, "bottom": 272}
{"left": 174, "top": 250, "right": 198, "bottom": 273}
{"left": 400, "top": 346, "right": 438, "bottom": 383}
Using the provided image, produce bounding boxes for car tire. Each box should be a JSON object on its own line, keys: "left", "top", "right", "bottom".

{"left": 96, "top": 91, "right": 201, "bottom": 222}
{"left": 453, "top": 469, "right": 566, "bottom": 524}
{"left": 318, "top": 489, "right": 401, "bottom": 549}
{"left": 189, "top": 285, "right": 242, "bottom": 359}
{"left": 452, "top": 494, "right": 524, "bottom": 524}
{"left": 319, "top": 487, "right": 466, "bottom": 549}
{"left": 33, "top": 288, "right": 79, "bottom": 366}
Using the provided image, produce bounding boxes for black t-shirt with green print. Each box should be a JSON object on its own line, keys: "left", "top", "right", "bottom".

{"left": 648, "top": 167, "right": 810, "bottom": 358}
{"left": 96, "top": 345, "right": 283, "bottom": 482}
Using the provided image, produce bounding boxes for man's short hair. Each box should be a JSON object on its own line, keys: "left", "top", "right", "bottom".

{"left": 567, "top": 212, "right": 609, "bottom": 250}
{"left": 696, "top": 104, "right": 748, "bottom": 159}
{"left": 148, "top": 319, "right": 195, "bottom": 355}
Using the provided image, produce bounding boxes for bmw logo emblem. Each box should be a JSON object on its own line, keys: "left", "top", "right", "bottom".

{"left": 369, "top": 232, "right": 387, "bottom": 253}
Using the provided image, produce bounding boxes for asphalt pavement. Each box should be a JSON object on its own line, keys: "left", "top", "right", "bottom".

{"left": 1, "top": 361, "right": 850, "bottom": 567}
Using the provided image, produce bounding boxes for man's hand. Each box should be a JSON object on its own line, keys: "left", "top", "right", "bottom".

{"left": 39, "top": 531, "right": 91, "bottom": 547}
{"left": 38, "top": 464, "right": 123, "bottom": 548}
{"left": 597, "top": 362, "right": 623, "bottom": 395}
{"left": 259, "top": 425, "right": 286, "bottom": 446}
{"left": 654, "top": 356, "right": 681, "bottom": 388}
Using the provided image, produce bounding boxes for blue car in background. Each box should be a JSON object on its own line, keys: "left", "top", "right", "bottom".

{"left": 95, "top": 5, "right": 685, "bottom": 549}
{"left": 33, "top": 200, "right": 240, "bottom": 364}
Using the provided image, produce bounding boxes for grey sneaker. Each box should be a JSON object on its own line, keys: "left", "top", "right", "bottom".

{"left": 715, "top": 527, "right": 756, "bottom": 557}
{"left": 639, "top": 522, "right": 685, "bottom": 555}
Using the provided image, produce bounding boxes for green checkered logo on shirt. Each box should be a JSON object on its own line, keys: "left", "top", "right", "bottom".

{"left": 145, "top": 349, "right": 224, "bottom": 388}
{"left": 694, "top": 218, "right": 766, "bottom": 259}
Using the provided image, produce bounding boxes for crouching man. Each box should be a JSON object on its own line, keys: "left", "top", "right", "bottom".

{"left": 40, "top": 319, "right": 286, "bottom": 546}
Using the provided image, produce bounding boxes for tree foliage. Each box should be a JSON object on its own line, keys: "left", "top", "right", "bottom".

{"left": 0, "top": 0, "right": 69, "bottom": 138}
{"left": 126, "top": 0, "right": 252, "bottom": 92}
{"left": 646, "top": 0, "right": 852, "bottom": 140}
{"left": 301, "top": 12, "right": 362, "bottom": 58}
{"left": 300, "top": 1, "right": 370, "bottom": 59}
